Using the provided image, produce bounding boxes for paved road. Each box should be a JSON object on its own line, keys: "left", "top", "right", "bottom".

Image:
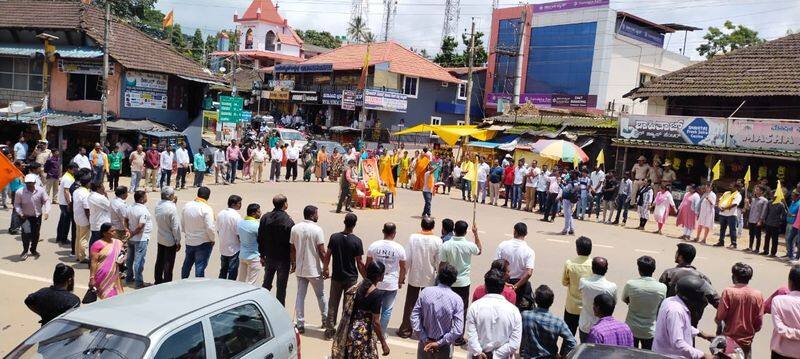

{"left": 0, "top": 178, "right": 792, "bottom": 357}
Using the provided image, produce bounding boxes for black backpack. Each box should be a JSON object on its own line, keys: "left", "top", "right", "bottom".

{"left": 564, "top": 182, "right": 579, "bottom": 203}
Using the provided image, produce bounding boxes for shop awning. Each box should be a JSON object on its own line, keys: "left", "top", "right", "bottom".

{"left": 612, "top": 138, "right": 800, "bottom": 161}
{"left": 142, "top": 130, "right": 184, "bottom": 138}
{"left": 0, "top": 44, "right": 102, "bottom": 58}
{"left": 0, "top": 111, "right": 100, "bottom": 127}
{"left": 393, "top": 124, "right": 496, "bottom": 145}
{"left": 178, "top": 74, "right": 226, "bottom": 87}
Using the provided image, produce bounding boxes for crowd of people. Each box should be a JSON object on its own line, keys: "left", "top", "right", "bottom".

{"left": 6, "top": 135, "right": 800, "bottom": 358}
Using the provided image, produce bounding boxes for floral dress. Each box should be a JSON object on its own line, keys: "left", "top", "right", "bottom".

{"left": 331, "top": 282, "right": 383, "bottom": 359}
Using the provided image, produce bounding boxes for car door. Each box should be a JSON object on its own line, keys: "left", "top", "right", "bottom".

{"left": 207, "top": 301, "right": 289, "bottom": 359}
{"left": 152, "top": 321, "right": 209, "bottom": 359}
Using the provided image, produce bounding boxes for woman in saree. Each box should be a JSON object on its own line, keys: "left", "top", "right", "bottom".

{"left": 303, "top": 152, "right": 314, "bottom": 182}
{"left": 652, "top": 184, "right": 677, "bottom": 234}
{"left": 241, "top": 144, "right": 252, "bottom": 180}
{"left": 89, "top": 223, "right": 124, "bottom": 300}
{"left": 676, "top": 184, "right": 700, "bottom": 240}
{"left": 331, "top": 261, "right": 389, "bottom": 359}
{"left": 412, "top": 150, "right": 431, "bottom": 190}
{"left": 330, "top": 148, "right": 343, "bottom": 181}
{"left": 398, "top": 151, "right": 410, "bottom": 188}
{"left": 316, "top": 146, "right": 329, "bottom": 182}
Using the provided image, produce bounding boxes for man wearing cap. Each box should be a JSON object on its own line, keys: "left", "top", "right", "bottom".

{"left": 89, "top": 143, "right": 109, "bottom": 185}
{"left": 629, "top": 156, "right": 651, "bottom": 206}
{"left": 14, "top": 174, "right": 50, "bottom": 260}
{"left": 661, "top": 161, "right": 677, "bottom": 188}
{"left": 649, "top": 158, "right": 663, "bottom": 192}
{"left": 33, "top": 140, "right": 51, "bottom": 166}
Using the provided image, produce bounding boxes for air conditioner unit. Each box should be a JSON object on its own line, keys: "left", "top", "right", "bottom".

{"left": 441, "top": 82, "right": 449, "bottom": 87}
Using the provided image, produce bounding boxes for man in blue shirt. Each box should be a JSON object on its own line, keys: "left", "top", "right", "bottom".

{"left": 411, "top": 264, "right": 464, "bottom": 359}
{"left": 237, "top": 203, "right": 262, "bottom": 285}
{"left": 521, "top": 285, "right": 576, "bottom": 358}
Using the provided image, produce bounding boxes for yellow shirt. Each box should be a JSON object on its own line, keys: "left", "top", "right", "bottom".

{"left": 562, "top": 255, "right": 593, "bottom": 315}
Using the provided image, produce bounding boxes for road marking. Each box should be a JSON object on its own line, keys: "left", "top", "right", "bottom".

{"left": 634, "top": 249, "right": 660, "bottom": 254}
{"left": 545, "top": 238, "right": 570, "bottom": 244}
{"left": 594, "top": 244, "right": 614, "bottom": 249}
{"left": 0, "top": 269, "right": 89, "bottom": 290}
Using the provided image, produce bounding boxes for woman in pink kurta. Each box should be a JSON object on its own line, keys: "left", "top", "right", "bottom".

{"left": 652, "top": 185, "right": 677, "bottom": 234}
{"left": 696, "top": 185, "right": 717, "bottom": 243}
{"left": 676, "top": 185, "right": 700, "bottom": 240}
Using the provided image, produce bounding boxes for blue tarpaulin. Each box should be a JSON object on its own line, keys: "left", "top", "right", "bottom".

{"left": 0, "top": 44, "right": 102, "bottom": 58}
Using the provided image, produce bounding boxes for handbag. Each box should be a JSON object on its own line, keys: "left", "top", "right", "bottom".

{"left": 82, "top": 287, "right": 98, "bottom": 304}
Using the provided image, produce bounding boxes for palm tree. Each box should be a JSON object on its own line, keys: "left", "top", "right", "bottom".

{"left": 347, "top": 16, "right": 369, "bottom": 43}
{"left": 362, "top": 31, "right": 376, "bottom": 43}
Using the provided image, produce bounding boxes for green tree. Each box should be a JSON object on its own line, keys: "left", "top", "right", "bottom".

{"left": 433, "top": 36, "right": 461, "bottom": 67}
{"left": 205, "top": 35, "right": 217, "bottom": 56}
{"left": 190, "top": 29, "right": 205, "bottom": 63}
{"left": 362, "top": 31, "right": 376, "bottom": 43}
{"left": 462, "top": 31, "right": 488, "bottom": 66}
{"left": 296, "top": 29, "right": 342, "bottom": 49}
{"left": 347, "top": 16, "right": 371, "bottom": 43}
{"left": 91, "top": 0, "right": 157, "bottom": 21}
{"left": 697, "top": 21, "right": 765, "bottom": 59}
{"left": 168, "top": 24, "right": 187, "bottom": 52}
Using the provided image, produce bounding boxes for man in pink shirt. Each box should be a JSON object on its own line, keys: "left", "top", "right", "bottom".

{"left": 225, "top": 139, "right": 243, "bottom": 184}
{"left": 715, "top": 262, "right": 764, "bottom": 357}
{"left": 770, "top": 265, "right": 800, "bottom": 358}
{"left": 144, "top": 144, "right": 160, "bottom": 192}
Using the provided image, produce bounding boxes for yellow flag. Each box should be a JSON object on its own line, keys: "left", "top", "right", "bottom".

{"left": 596, "top": 149, "right": 605, "bottom": 166}
{"left": 711, "top": 160, "right": 721, "bottom": 181}
{"left": 774, "top": 180, "right": 785, "bottom": 204}
{"left": 743, "top": 166, "right": 751, "bottom": 188}
{"left": 573, "top": 155, "right": 580, "bottom": 169}
{"left": 162, "top": 10, "right": 174, "bottom": 29}
{"left": 357, "top": 44, "right": 371, "bottom": 90}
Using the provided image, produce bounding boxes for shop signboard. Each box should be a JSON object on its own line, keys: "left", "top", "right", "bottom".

{"left": 728, "top": 118, "right": 800, "bottom": 152}
{"left": 486, "top": 93, "right": 597, "bottom": 108}
{"left": 263, "top": 90, "right": 290, "bottom": 100}
{"left": 58, "top": 59, "right": 113, "bottom": 75}
{"left": 241, "top": 110, "right": 252, "bottom": 123}
{"left": 219, "top": 95, "right": 244, "bottom": 123}
{"left": 341, "top": 90, "right": 357, "bottom": 110}
{"left": 124, "top": 71, "right": 168, "bottom": 109}
{"left": 275, "top": 63, "right": 333, "bottom": 73}
{"left": 124, "top": 89, "right": 167, "bottom": 109}
{"left": 268, "top": 80, "right": 294, "bottom": 90}
{"left": 363, "top": 89, "right": 407, "bottom": 113}
{"left": 533, "top": 0, "right": 609, "bottom": 13}
{"left": 290, "top": 91, "right": 319, "bottom": 103}
{"left": 618, "top": 114, "right": 727, "bottom": 147}
{"left": 125, "top": 71, "right": 168, "bottom": 91}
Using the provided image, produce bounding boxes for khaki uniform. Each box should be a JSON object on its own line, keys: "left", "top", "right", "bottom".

{"left": 661, "top": 168, "right": 677, "bottom": 188}
{"left": 650, "top": 165, "right": 663, "bottom": 191}
{"left": 630, "top": 163, "right": 651, "bottom": 205}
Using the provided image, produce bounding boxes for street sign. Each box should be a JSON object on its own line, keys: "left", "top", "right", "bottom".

{"left": 219, "top": 95, "right": 243, "bottom": 123}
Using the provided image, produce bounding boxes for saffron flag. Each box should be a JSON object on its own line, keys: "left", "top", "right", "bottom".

{"left": 774, "top": 180, "right": 785, "bottom": 204}
{"left": 379, "top": 156, "right": 396, "bottom": 194}
{"left": 0, "top": 154, "right": 23, "bottom": 191}
{"left": 162, "top": 10, "right": 174, "bottom": 29}
{"left": 573, "top": 154, "right": 580, "bottom": 169}
{"left": 596, "top": 149, "right": 605, "bottom": 166}
{"left": 711, "top": 160, "right": 721, "bottom": 181}
{"left": 743, "top": 166, "right": 751, "bottom": 188}
{"left": 357, "top": 44, "right": 370, "bottom": 90}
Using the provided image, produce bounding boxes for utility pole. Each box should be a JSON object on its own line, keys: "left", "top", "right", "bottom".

{"left": 512, "top": 6, "right": 527, "bottom": 106}
{"left": 100, "top": 1, "right": 110, "bottom": 145}
{"left": 463, "top": 18, "right": 476, "bottom": 126}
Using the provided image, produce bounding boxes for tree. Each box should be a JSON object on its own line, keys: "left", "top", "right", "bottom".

{"left": 410, "top": 47, "right": 431, "bottom": 59}
{"left": 362, "top": 31, "right": 376, "bottom": 43}
{"left": 92, "top": 0, "right": 157, "bottom": 21}
{"left": 296, "top": 29, "right": 342, "bottom": 49}
{"left": 462, "top": 31, "right": 488, "bottom": 66}
{"left": 190, "top": 29, "right": 205, "bottom": 63}
{"left": 433, "top": 36, "right": 461, "bottom": 67}
{"left": 168, "top": 24, "right": 187, "bottom": 53}
{"left": 205, "top": 35, "right": 217, "bottom": 56}
{"left": 347, "top": 16, "right": 371, "bottom": 43}
{"left": 697, "top": 21, "right": 765, "bottom": 59}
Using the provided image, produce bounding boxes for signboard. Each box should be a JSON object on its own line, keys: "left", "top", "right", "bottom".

{"left": 124, "top": 89, "right": 167, "bottom": 109}
{"left": 728, "top": 118, "right": 800, "bottom": 152}
{"left": 290, "top": 91, "right": 319, "bottom": 103}
{"left": 533, "top": 0, "right": 608, "bottom": 13}
{"left": 487, "top": 93, "right": 597, "bottom": 108}
{"left": 618, "top": 115, "right": 727, "bottom": 147}
{"left": 268, "top": 79, "right": 294, "bottom": 90}
{"left": 342, "top": 90, "right": 358, "bottom": 110}
{"left": 241, "top": 110, "right": 252, "bottom": 123}
{"left": 617, "top": 20, "right": 665, "bottom": 47}
{"left": 218, "top": 95, "right": 244, "bottom": 123}
{"left": 125, "top": 71, "right": 168, "bottom": 91}
{"left": 363, "top": 89, "right": 407, "bottom": 113}
{"left": 58, "top": 59, "right": 113, "bottom": 75}
{"left": 263, "top": 90, "right": 290, "bottom": 100}
{"left": 274, "top": 63, "right": 333, "bottom": 73}
{"left": 220, "top": 122, "right": 237, "bottom": 142}
{"left": 320, "top": 90, "right": 362, "bottom": 108}
{"left": 202, "top": 110, "right": 218, "bottom": 134}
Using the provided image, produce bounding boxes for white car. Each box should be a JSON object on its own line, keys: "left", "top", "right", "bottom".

{"left": 276, "top": 128, "right": 307, "bottom": 150}
{"left": 7, "top": 279, "right": 300, "bottom": 359}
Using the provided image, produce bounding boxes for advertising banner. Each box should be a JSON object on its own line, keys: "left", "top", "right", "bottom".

{"left": 487, "top": 93, "right": 597, "bottom": 108}
{"left": 728, "top": 118, "right": 800, "bottom": 152}
{"left": 533, "top": 0, "right": 609, "bottom": 13}
{"left": 341, "top": 90, "right": 358, "bottom": 110}
{"left": 124, "top": 71, "right": 168, "bottom": 109}
{"left": 125, "top": 71, "right": 168, "bottom": 91}
{"left": 202, "top": 110, "right": 218, "bottom": 134}
{"left": 268, "top": 80, "right": 294, "bottom": 90}
{"left": 124, "top": 89, "right": 167, "bottom": 109}
{"left": 363, "top": 89, "right": 407, "bottom": 113}
{"left": 58, "top": 59, "right": 113, "bottom": 75}
{"left": 618, "top": 115, "right": 727, "bottom": 147}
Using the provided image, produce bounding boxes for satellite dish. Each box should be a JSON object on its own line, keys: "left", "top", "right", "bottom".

{"left": 8, "top": 101, "right": 29, "bottom": 114}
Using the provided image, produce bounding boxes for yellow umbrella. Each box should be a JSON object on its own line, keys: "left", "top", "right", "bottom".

{"left": 393, "top": 124, "right": 496, "bottom": 145}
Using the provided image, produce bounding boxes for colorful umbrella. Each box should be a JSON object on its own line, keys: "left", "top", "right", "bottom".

{"left": 530, "top": 139, "right": 589, "bottom": 163}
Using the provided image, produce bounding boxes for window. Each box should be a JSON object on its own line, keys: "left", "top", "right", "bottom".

{"left": 244, "top": 28, "right": 254, "bottom": 50}
{"left": 429, "top": 116, "right": 441, "bottom": 138}
{"left": 639, "top": 73, "right": 655, "bottom": 86}
{"left": 210, "top": 304, "right": 271, "bottom": 359}
{"left": 457, "top": 81, "right": 468, "bottom": 100}
{"left": 66, "top": 74, "right": 101, "bottom": 101}
{"left": 0, "top": 56, "right": 44, "bottom": 91}
{"left": 402, "top": 76, "right": 418, "bottom": 97}
{"left": 526, "top": 22, "right": 596, "bottom": 95}
{"left": 265, "top": 31, "right": 276, "bottom": 51}
{"left": 7, "top": 319, "right": 149, "bottom": 359}
{"left": 155, "top": 322, "right": 206, "bottom": 359}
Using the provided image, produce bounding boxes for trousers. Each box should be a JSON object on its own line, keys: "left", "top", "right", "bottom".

{"left": 154, "top": 243, "right": 177, "bottom": 284}
{"left": 125, "top": 240, "right": 148, "bottom": 285}
{"left": 327, "top": 278, "right": 357, "bottom": 329}
{"left": 397, "top": 285, "right": 421, "bottom": 336}
{"left": 263, "top": 258, "right": 290, "bottom": 306}
{"left": 295, "top": 276, "right": 329, "bottom": 328}
{"left": 285, "top": 160, "right": 298, "bottom": 180}
{"left": 718, "top": 215, "right": 738, "bottom": 246}
{"left": 20, "top": 216, "right": 42, "bottom": 254}
{"left": 181, "top": 242, "right": 213, "bottom": 278}
{"left": 219, "top": 253, "right": 239, "bottom": 280}
{"left": 176, "top": 167, "right": 187, "bottom": 188}
{"left": 270, "top": 160, "right": 282, "bottom": 181}
{"left": 237, "top": 258, "right": 264, "bottom": 285}
{"left": 422, "top": 191, "right": 432, "bottom": 217}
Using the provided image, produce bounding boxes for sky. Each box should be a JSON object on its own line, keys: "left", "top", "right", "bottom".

{"left": 155, "top": 0, "right": 800, "bottom": 60}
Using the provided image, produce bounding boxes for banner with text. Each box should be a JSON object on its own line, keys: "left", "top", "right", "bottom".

{"left": 618, "top": 114, "right": 727, "bottom": 147}
{"left": 124, "top": 71, "right": 168, "bottom": 109}
{"left": 363, "top": 89, "right": 407, "bottom": 113}
{"left": 728, "top": 118, "right": 800, "bottom": 152}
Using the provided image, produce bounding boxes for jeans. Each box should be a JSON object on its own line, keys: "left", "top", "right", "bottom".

{"left": 181, "top": 242, "right": 213, "bottom": 278}
{"left": 219, "top": 253, "right": 239, "bottom": 280}
{"left": 536, "top": 191, "right": 546, "bottom": 211}
{"left": 592, "top": 193, "right": 603, "bottom": 218}
{"left": 263, "top": 259, "right": 290, "bottom": 306}
{"left": 130, "top": 171, "right": 142, "bottom": 192}
{"left": 786, "top": 227, "right": 800, "bottom": 259}
{"left": 176, "top": 167, "right": 187, "bottom": 188}
{"left": 379, "top": 289, "right": 398, "bottom": 333}
{"left": 159, "top": 169, "right": 172, "bottom": 189}
{"left": 295, "top": 276, "right": 329, "bottom": 328}
{"left": 193, "top": 169, "right": 205, "bottom": 187}
{"left": 614, "top": 194, "right": 629, "bottom": 223}
{"left": 577, "top": 191, "right": 589, "bottom": 219}
{"left": 562, "top": 200, "right": 575, "bottom": 233}
{"left": 462, "top": 179, "right": 472, "bottom": 200}
{"left": 154, "top": 244, "right": 177, "bottom": 284}
{"left": 270, "top": 160, "right": 281, "bottom": 181}
{"left": 125, "top": 240, "right": 148, "bottom": 285}
{"left": 228, "top": 159, "right": 238, "bottom": 183}
{"left": 20, "top": 216, "right": 42, "bottom": 254}
{"left": 92, "top": 166, "right": 105, "bottom": 184}
{"left": 56, "top": 204, "right": 73, "bottom": 244}
{"left": 285, "top": 160, "right": 298, "bottom": 181}
{"left": 718, "top": 215, "right": 738, "bottom": 246}
{"left": 511, "top": 184, "right": 523, "bottom": 209}
{"left": 422, "top": 191, "right": 432, "bottom": 217}
{"left": 543, "top": 193, "right": 558, "bottom": 221}
{"left": 108, "top": 169, "right": 120, "bottom": 190}
{"left": 327, "top": 278, "right": 357, "bottom": 329}
{"left": 477, "top": 181, "right": 487, "bottom": 203}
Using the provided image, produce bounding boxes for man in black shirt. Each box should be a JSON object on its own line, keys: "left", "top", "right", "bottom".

{"left": 258, "top": 194, "right": 295, "bottom": 306}
{"left": 25, "top": 263, "right": 80, "bottom": 325}
{"left": 322, "top": 212, "right": 365, "bottom": 339}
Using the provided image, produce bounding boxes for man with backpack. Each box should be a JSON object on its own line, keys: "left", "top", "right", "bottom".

{"left": 560, "top": 170, "right": 580, "bottom": 235}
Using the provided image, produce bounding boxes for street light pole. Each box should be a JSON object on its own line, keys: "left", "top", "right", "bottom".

{"left": 464, "top": 18, "right": 476, "bottom": 127}
{"left": 100, "top": 1, "right": 110, "bottom": 145}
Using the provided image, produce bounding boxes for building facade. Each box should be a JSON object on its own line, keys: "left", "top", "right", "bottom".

{"left": 485, "top": 0, "right": 693, "bottom": 115}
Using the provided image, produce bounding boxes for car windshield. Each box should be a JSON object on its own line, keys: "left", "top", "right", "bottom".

{"left": 8, "top": 319, "right": 149, "bottom": 359}
{"left": 280, "top": 131, "right": 305, "bottom": 141}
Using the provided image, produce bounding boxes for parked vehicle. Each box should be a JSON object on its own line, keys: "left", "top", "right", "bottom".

{"left": 7, "top": 279, "right": 299, "bottom": 359}
{"left": 566, "top": 344, "right": 672, "bottom": 358}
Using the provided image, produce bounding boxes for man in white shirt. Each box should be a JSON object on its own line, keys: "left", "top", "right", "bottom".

{"left": 87, "top": 182, "right": 111, "bottom": 247}
{"left": 476, "top": 156, "right": 490, "bottom": 204}
{"left": 181, "top": 186, "right": 216, "bottom": 278}
{"left": 397, "top": 217, "right": 443, "bottom": 338}
{"left": 213, "top": 146, "right": 228, "bottom": 185}
{"left": 72, "top": 147, "right": 91, "bottom": 170}
{"left": 71, "top": 175, "right": 91, "bottom": 262}
{"left": 466, "top": 269, "right": 522, "bottom": 358}
{"left": 125, "top": 190, "right": 153, "bottom": 288}
{"left": 535, "top": 165, "right": 550, "bottom": 213}
{"left": 524, "top": 163, "right": 539, "bottom": 212}
{"left": 251, "top": 143, "right": 268, "bottom": 183}
{"left": 270, "top": 142, "right": 283, "bottom": 182}
{"left": 716, "top": 182, "right": 743, "bottom": 248}
{"left": 109, "top": 186, "right": 129, "bottom": 239}
{"left": 56, "top": 163, "right": 78, "bottom": 246}
{"left": 14, "top": 136, "right": 28, "bottom": 162}
{"left": 367, "top": 222, "right": 407, "bottom": 333}
{"left": 154, "top": 186, "right": 181, "bottom": 284}
{"left": 496, "top": 222, "right": 536, "bottom": 310}
{"left": 291, "top": 205, "right": 329, "bottom": 333}
{"left": 589, "top": 166, "right": 606, "bottom": 221}
{"left": 285, "top": 140, "right": 300, "bottom": 181}
{"left": 578, "top": 257, "right": 618, "bottom": 342}
{"left": 216, "top": 195, "right": 243, "bottom": 280}
{"left": 159, "top": 145, "right": 175, "bottom": 189}
{"left": 512, "top": 159, "right": 528, "bottom": 210}
{"left": 174, "top": 143, "right": 190, "bottom": 190}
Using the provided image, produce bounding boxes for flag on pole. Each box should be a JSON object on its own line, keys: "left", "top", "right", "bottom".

{"left": 0, "top": 154, "right": 23, "bottom": 191}
{"left": 774, "top": 180, "right": 785, "bottom": 204}
{"left": 162, "top": 10, "right": 174, "bottom": 29}
{"left": 573, "top": 154, "right": 580, "bottom": 169}
{"left": 711, "top": 160, "right": 722, "bottom": 181}
{"left": 743, "top": 165, "right": 751, "bottom": 188}
{"left": 357, "top": 44, "right": 371, "bottom": 90}
{"left": 596, "top": 149, "right": 605, "bottom": 166}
